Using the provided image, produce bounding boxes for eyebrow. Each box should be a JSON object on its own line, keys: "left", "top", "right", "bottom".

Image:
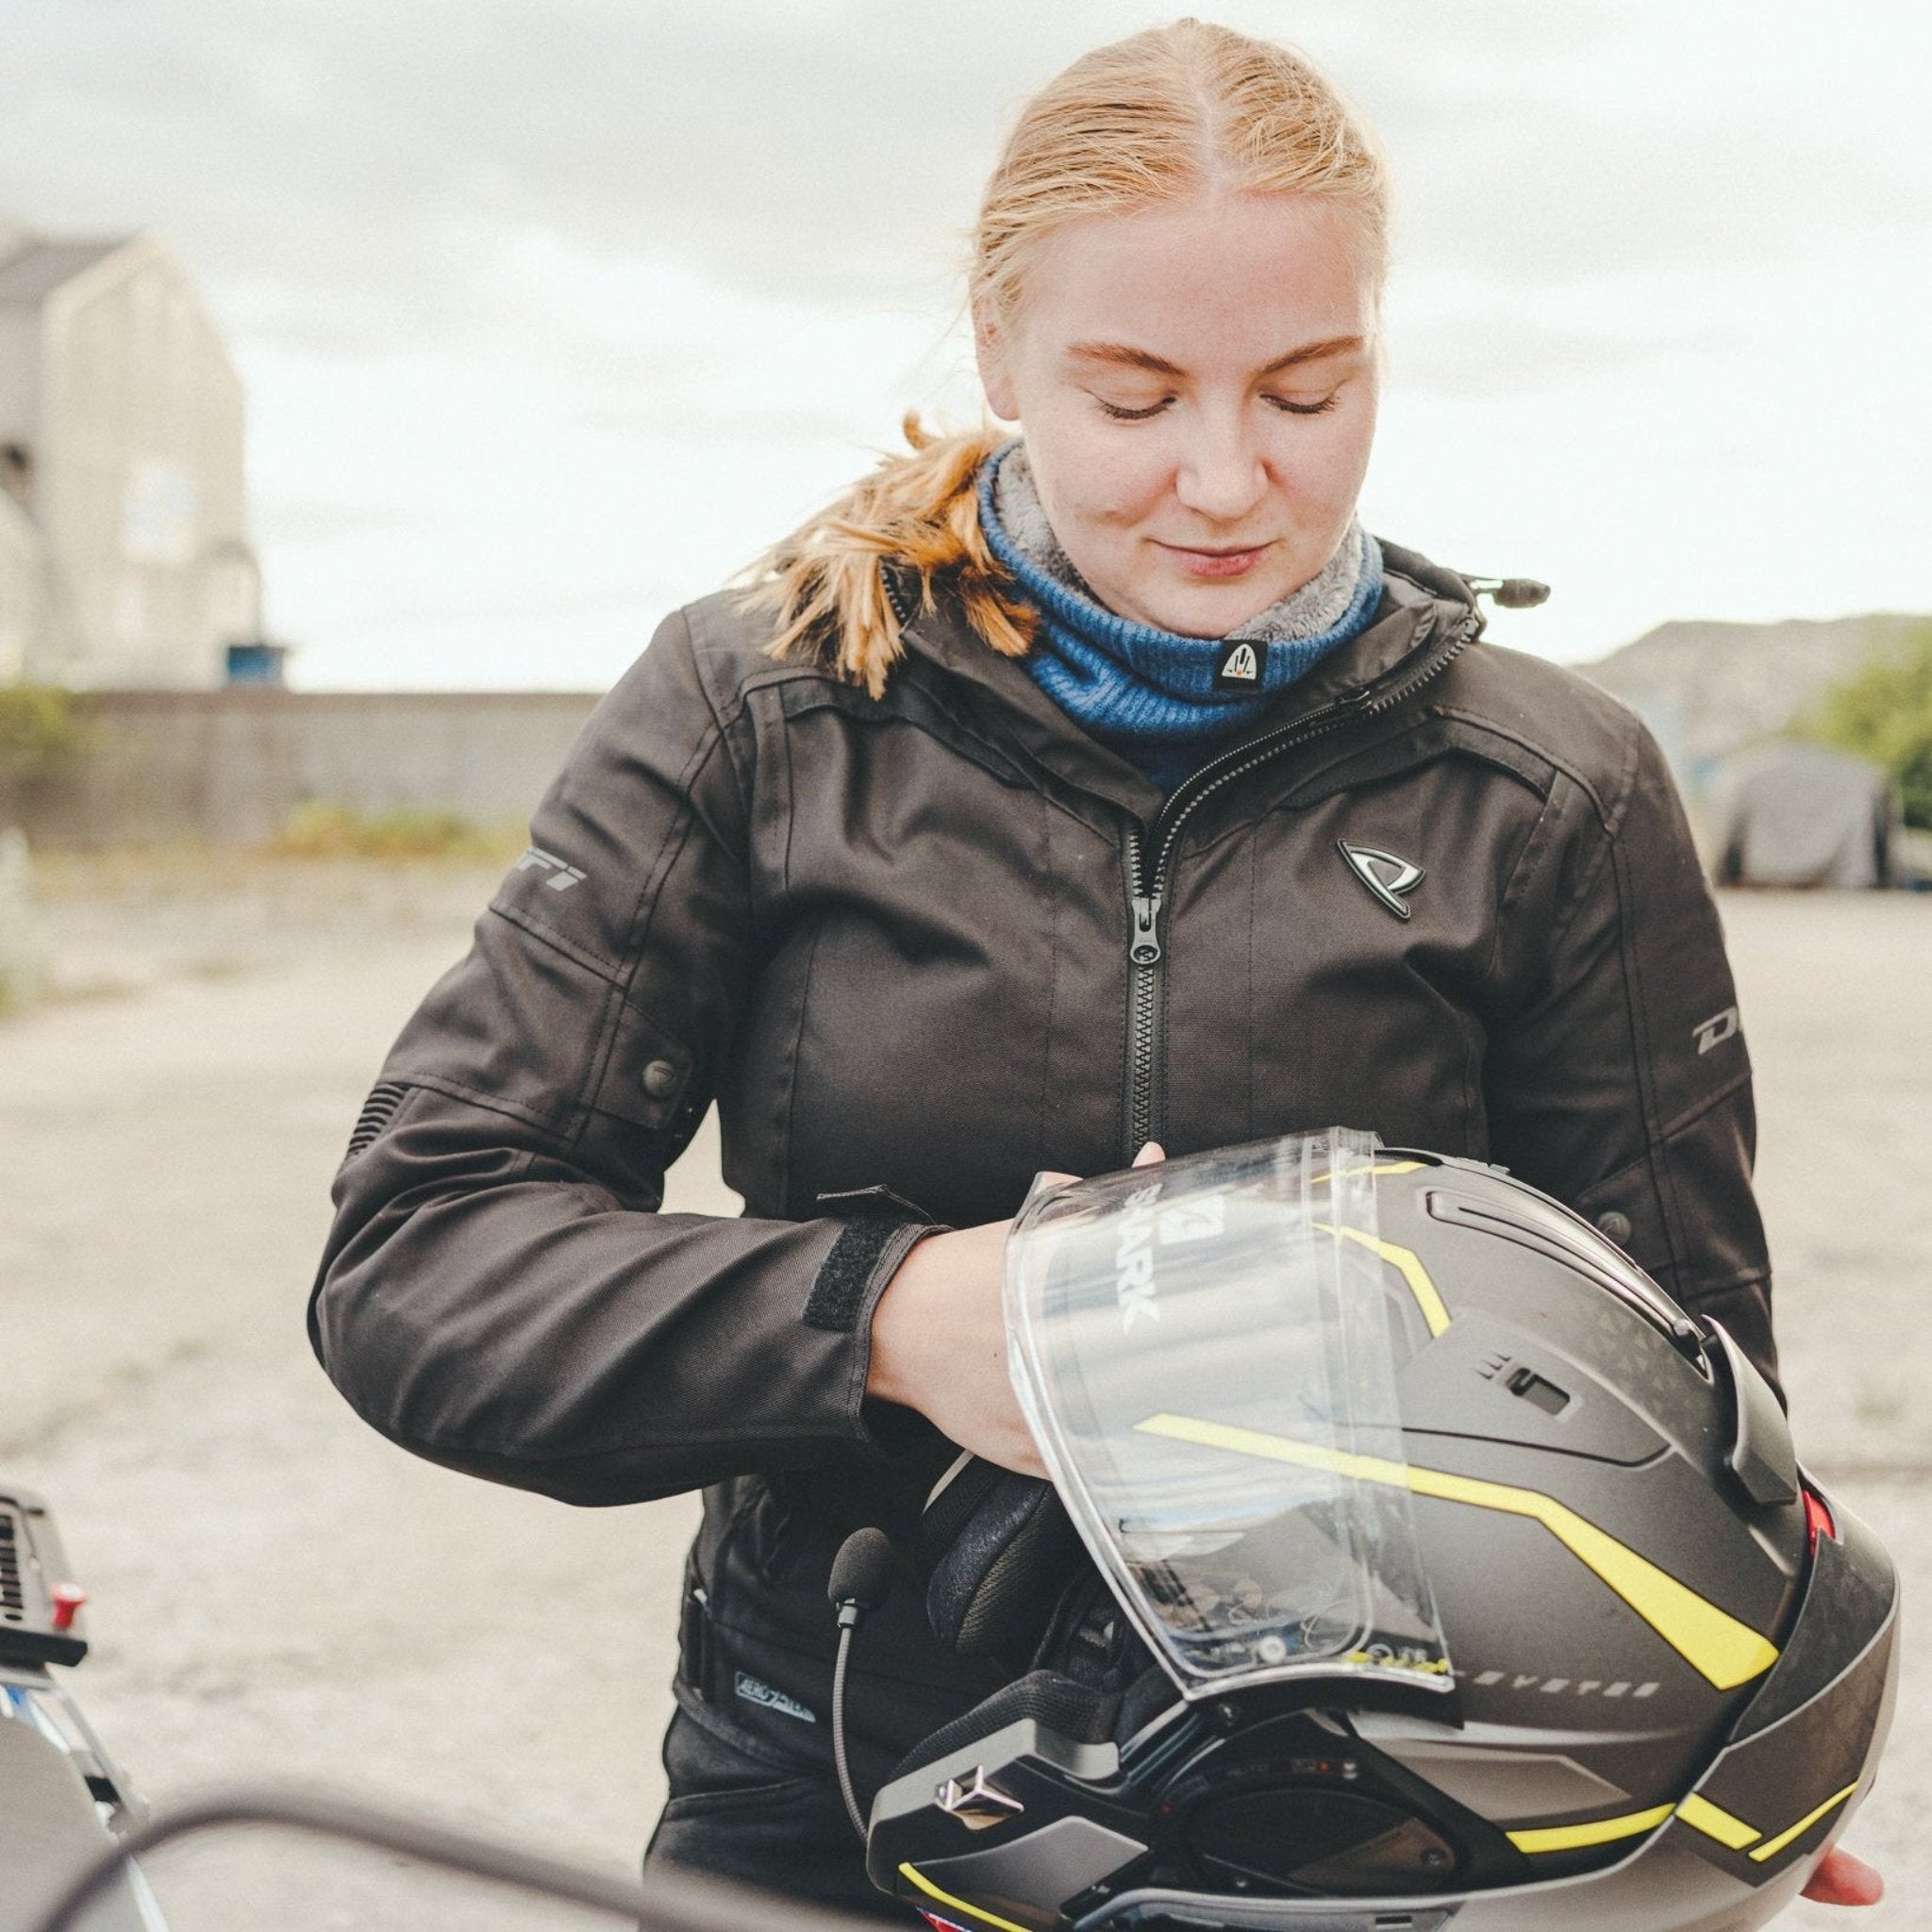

{"left": 1065, "top": 335, "right": 1366, "bottom": 379}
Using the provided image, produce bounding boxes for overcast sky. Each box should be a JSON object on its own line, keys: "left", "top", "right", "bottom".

{"left": 4, "top": 0, "right": 1929, "bottom": 688}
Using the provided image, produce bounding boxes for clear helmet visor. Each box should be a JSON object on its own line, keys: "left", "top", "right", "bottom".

{"left": 1004, "top": 1130, "right": 1452, "bottom": 1699}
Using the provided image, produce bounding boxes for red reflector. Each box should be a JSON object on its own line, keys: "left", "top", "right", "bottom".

{"left": 1804, "top": 1490, "right": 1837, "bottom": 1551}
{"left": 918, "top": 1913, "right": 970, "bottom": 1932}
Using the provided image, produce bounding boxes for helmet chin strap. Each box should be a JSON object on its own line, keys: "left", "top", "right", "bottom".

{"left": 827, "top": 1527, "right": 897, "bottom": 1838}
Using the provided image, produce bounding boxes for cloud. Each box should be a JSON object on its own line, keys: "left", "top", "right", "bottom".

{"left": 256, "top": 496, "right": 430, "bottom": 542}
{"left": 4, "top": 0, "right": 1928, "bottom": 688}
{"left": 12, "top": 0, "right": 1921, "bottom": 359}
{"left": 1384, "top": 275, "right": 1747, "bottom": 398}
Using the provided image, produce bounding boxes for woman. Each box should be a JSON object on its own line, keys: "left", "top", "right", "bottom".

{"left": 309, "top": 20, "right": 1878, "bottom": 1916}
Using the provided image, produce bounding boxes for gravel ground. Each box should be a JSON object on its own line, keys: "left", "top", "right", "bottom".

{"left": 0, "top": 858, "right": 1924, "bottom": 1928}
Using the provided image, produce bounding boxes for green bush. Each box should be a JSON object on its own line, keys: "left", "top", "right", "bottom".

{"left": 1807, "top": 622, "right": 1932, "bottom": 831}
{"left": 0, "top": 684, "right": 91, "bottom": 792}
{"left": 267, "top": 801, "right": 521, "bottom": 859}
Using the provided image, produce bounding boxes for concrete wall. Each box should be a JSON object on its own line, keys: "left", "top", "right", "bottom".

{"left": 8, "top": 688, "right": 604, "bottom": 846}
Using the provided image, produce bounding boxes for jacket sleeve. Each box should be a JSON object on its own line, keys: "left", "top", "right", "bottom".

{"left": 1482, "top": 714, "right": 1777, "bottom": 1384}
{"left": 308, "top": 609, "right": 933, "bottom": 1505}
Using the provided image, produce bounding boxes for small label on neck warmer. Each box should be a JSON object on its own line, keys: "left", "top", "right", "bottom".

{"left": 1214, "top": 640, "right": 1263, "bottom": 690}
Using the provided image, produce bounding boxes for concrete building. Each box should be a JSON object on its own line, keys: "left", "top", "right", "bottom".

{"left": 0, "top": 488, "right": 41, "bottom": 682}
{"left": 0, "top": 223, "right": 258, "bottom": 687}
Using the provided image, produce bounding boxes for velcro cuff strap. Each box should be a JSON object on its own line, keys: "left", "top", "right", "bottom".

{"left": 804, "top": 1203, "right": 935, "bottom": 1333}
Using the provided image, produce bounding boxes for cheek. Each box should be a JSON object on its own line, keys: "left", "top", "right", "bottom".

{"left": 1302, "top": 397, "right": 1378, "bottom": 504}
{"left": 1255, "top": 421, "right": 1370, "bottom": 525}
{"left": 1036, "top": 421, "right": 1173, "bottom": 532}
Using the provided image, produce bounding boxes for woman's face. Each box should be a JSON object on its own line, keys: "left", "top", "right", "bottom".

{"left": 977, "top": 189, "right": 1381, "bottom": 638}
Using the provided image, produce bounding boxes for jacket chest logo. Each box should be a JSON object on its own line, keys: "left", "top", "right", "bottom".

{"left": 1339, "top": 841, "right": 1424, "bottom": 920}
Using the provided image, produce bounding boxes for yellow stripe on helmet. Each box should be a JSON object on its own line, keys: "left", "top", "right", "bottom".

{"left": 1133, "top": 1414, "right": 1778, "bottom": 1690}
{"left": 1513, "top": 1782, "right": 1860, "bottom": 1864}
{"left": 1312, "top": 1223, "right": 1452, "bottom": 1337}
{"left": 1747, "top": 1783, "right": 1859, "bottom": 1863}
{"left": 1507, "top": 1805, "right": 1674, "bottom": 1854}
{"left": 1674, "top": 1793, "right": 1761, "bottom": 1851}
{"left": 898, "top": 1863, "right": 1035, "bottom": 1932}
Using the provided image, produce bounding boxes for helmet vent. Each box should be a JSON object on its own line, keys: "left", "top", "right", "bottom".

{"left": 1506, "top": 1367, "right": 1571, "bottom": 1417}
{"left": 1424, "top": 1189, "right": 1701, "bottom": 1352}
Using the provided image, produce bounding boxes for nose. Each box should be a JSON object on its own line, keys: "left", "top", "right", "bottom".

{"left": 1173, "top": 411, "right": 1268, "bottom": 525}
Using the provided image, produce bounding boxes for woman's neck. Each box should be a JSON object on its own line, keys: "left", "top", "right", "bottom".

{"left": 989, "top": 442, "right": 1370, "bottom": 645}
{"left": 975, "top": 441, "right": 1385, "bottom": 791}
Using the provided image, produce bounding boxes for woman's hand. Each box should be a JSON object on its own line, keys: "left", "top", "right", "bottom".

{"left": 865, "top": 1144, "right": 1165, "bottom": 1476}
{"left": 867, "top": 1217, "right": 1045, "bottom": 1475}
{"left": 1802, "top": 1845, "right": 1883, "bottom": 1906}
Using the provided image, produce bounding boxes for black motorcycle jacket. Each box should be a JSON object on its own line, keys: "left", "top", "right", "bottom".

{"left": 308, "top": 541, "right": 1775, "bottom": 1788}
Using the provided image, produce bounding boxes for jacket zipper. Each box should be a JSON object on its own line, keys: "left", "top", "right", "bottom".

{"left": 1119, "top": 606, "right": 1483, "bottom": 1160}
{"left": 881, "top": 561, "right": 1481, "bottom": 1160}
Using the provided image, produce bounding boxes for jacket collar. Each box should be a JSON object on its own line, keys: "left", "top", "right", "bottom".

{"left": 890, "top": 541, "right": 1479, "bottom": 823}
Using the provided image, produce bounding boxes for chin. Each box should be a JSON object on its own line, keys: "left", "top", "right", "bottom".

{"left": 1134, "top": 579, "right": 1291, "bottom": 639}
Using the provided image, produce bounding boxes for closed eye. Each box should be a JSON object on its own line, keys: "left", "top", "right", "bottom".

{"left": 1095, "top": 391, "right": 1341, "bottom": 421}
{"left": 1095, "top": 394, "right": 1174, "bottom": 422}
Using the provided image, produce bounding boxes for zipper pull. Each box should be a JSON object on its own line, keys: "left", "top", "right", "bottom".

{"left": 1129, "top": 891, "right": 1164, "bottom": 966}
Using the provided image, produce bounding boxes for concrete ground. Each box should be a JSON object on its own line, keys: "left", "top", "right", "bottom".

{"left": 0, "top": 858, "right": 1924, "bottom": 1928}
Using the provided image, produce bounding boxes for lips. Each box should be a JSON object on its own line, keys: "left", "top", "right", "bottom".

{"left": 1156, "top": 540, "right": 1274, "bottom": 580}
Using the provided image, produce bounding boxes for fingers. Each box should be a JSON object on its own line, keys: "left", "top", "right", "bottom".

{"left": 1802, "top": 1846, "right": 1884, "bottom": 1906}
{"left": 1036, "top": 1143, "right": 1166, "bottom": 1193}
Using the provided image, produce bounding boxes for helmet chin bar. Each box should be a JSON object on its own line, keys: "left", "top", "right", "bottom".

{"left": 868, "top": 1690, "right": 1523, "bottom": 1931}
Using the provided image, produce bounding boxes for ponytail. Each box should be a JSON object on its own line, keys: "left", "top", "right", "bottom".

{"left": 741, "top": 415, "right": 1035, "bottom": 699}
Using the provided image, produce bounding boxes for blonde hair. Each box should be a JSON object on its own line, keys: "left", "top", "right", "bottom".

{"left": 746, "top": 20, "right": 1389, "bottom": 696}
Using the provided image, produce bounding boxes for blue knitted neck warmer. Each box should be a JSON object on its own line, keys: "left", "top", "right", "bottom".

{"left": 976, "top": 441, "right": 1384, "bottom": 789}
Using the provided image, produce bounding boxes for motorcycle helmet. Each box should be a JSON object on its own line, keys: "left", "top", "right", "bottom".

{"left": 867, "top": 1130, "right": 1898, "bottom": 1932}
